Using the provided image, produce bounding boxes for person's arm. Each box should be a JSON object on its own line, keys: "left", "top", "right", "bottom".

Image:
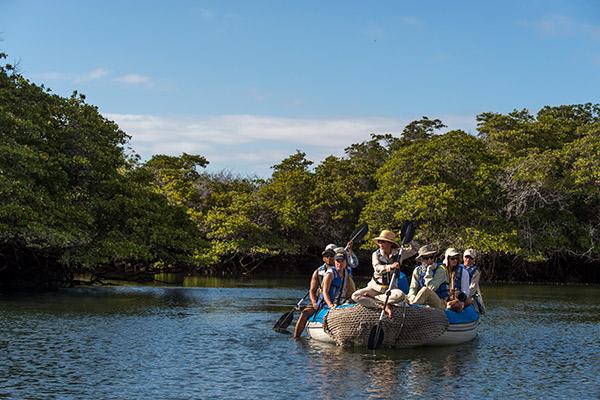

{"left": 407, "top": 268, "right": 421, "bottom": 299}
{"left": 461, "top": 267, "right": 470, "bottom": 297}
{"left": 322, "top": 273, "right": 335, "bottom": 308}
{"left": 469, "top": 268, "right": 481, "bottom": 296}
{"left": 372, "top": 251, "right": 389, "bottom": 275}
{"left": 348, "top": 252, "right": 359, "bottom": 269}
{"left": 308, "top": 269, "right": 320, "bottom": 308}
{"left": 372, "top": 251, "right": 399, "bottom": 276}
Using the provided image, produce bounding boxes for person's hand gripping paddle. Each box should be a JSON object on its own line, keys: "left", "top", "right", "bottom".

{"left": 367, "top": 221, "right": 415, "bottom": 350}
{"left": 272, "top": 222, "right": 369, "bottom": 332}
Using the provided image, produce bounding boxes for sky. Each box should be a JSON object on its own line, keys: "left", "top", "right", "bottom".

{"left": 1, "top": 0, "right": 599, "bottom": 176}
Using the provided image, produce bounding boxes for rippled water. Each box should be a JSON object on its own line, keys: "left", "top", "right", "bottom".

{"left": 0, "top": 280, "right": 599, "bottom": 399}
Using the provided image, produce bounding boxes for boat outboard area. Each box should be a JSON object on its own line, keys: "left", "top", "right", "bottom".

{"left": 305, "top": 303, "right": 479, "bottom": 348}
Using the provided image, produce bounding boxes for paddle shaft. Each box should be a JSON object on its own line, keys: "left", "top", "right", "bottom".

{"left": 375, "top": 248, "right": 404, "bottom": 321}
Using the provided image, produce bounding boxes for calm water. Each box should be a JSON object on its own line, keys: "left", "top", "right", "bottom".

{"left": 0, "top": 279, "right": 599, "bottom": 399}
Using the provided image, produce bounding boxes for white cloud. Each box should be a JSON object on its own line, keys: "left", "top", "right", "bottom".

{"left": 73, "top": 67, "right": 109, "bottom": 83}
{"left": 114, "top": 74, "right": 152, "bottom": 85}
{"left": 105, "top": 113, "right": 477, "bottom": 176}
{"left": 199, "top": 8, "right": 216, "bottom": 19}
{"left": 529, "top": 15, "right": 600, "bottom": 40}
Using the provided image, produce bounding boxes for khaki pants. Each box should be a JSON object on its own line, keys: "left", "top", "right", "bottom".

{"left": 351, "top": 280, "right": 407, "bottom": 309}
{"left": 410, "top": 287, "right": 447, "bottom": 310}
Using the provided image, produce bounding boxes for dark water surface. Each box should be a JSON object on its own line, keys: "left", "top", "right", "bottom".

{"left": 1, "top": 279, "right": 599, "bottom": 399}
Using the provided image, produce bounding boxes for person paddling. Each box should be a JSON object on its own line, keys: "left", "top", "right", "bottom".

{"left": 351, "top": 230, "right": 414, "bottom": 318}
{"left": 293, "top": 246, "right": 335, "bottom": 338}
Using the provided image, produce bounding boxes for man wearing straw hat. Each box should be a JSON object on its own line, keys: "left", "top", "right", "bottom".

{"left": 351, "top": 229, "right": 414, "bottom": 318}
{"left": 407, "top": 245, "right": 449, "bottom": 310}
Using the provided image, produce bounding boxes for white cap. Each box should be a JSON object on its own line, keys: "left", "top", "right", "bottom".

{"left": 464, "top": 249, "right": 476, "bottom": 258}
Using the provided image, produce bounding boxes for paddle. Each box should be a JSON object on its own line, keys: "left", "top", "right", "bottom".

{"left": 367, "top": 221, "right": 415, "bottom": 350}
{"left": 272, "top": 222, "right": 369, "bottom": 332}
{"left": 273, "top": 291, "right": 309, "bottom": 331}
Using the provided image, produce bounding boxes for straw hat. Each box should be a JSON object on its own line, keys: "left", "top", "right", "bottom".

{"left": 416, "top": 245, "right": 437, "bottom": 260}
{"left": 373, "top": 230, "right": 399, "bottom": 248}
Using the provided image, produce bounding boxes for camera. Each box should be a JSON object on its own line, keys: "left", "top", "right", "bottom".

{"left": 455, "top": 291, "right": 467, "bottom": 302}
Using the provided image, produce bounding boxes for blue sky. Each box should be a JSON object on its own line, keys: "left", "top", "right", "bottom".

{"left": 1, "top": 0, "right": 599, "bottom": 176}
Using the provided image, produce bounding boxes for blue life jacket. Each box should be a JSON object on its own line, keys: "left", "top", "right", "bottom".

{"left": 397, "top": 271, "right": 409, "bottom": 294}
{"left": 418, "top": 263, "right": 449, "bottom": 300}
{"left": 465, "top": 264, "right": 478, "bottom": 283}
{"left": 317, "top": 268, "right": 343, "bottom": 307}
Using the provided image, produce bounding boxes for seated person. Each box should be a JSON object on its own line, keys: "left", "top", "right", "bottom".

{"left": 462, "top": 248, "right": 485, "bottom": 314}
{"left": 352, "top": 230, "right": 412, "bottom": 318}
{"left": 319, "top": 249, "right": 353, "bottom": 309}
{"left": 293, "top": 245, "right": 335, "bottom": 338}
{"left": 408, "top": 245, "right": 449, "bottom": 310}
{"left": 444, "top": 248, "right": 470, "bottom": 312}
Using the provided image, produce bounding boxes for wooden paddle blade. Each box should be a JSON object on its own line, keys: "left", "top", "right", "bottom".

{"left": 273, "top": 310, "right": 294, "bottom": 331}
{"left": 367, "top": 324, "right": 384, "bottom": 350}
{"left": 350, "top": 222, "right": 369, "bottom": 244}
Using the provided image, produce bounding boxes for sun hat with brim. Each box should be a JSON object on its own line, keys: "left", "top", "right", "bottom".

{"left": 445, "top": 247, "right": 460, "bottom": 258}
{"left": 463, "top": 248, "right": 476, "bottom": 258}
{"left": 373, "top": 230, "right": 399, "bottom": 248}
{"left": 416, "top": 245, "right": 437, "bottom": 260}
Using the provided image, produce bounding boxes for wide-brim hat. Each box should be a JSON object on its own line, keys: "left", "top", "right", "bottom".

{"left": 416, "top": 245, "right": 437, "bottom": 260}
{"left": 373, "top": 230, "right": 399, "bottom": 248}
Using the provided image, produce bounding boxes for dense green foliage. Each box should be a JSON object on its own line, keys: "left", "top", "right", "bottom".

{"left": 1, "top": 54, "right": 598, "bottom": 286}
{"left": 0, "top": 55, "right": 201, "bottom": 287}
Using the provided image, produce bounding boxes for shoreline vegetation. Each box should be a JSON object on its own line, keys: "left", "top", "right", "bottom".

{"left": 1, "top": 53, "right": 599, "bottom": 290}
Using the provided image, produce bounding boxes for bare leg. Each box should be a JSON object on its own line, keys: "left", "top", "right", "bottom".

{"left": 293, "top": 308, "right": 315, "bottom": 338}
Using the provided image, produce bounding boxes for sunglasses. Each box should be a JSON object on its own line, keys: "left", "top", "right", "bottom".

{"left": 422, "top": 255, "right": 434, "bottom": 260}
{"left": 449, "top": 256, "right": 459, "bottom": 261}
{"left": 464, "top": 255, "right": 473, "bottom": 259}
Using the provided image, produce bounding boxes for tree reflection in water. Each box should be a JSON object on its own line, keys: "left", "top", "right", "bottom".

{"left": 297, "top": 337, "right": 480, "bottom": 398}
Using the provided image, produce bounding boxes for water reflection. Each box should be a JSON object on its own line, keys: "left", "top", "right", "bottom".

{"left": 299, "top": 336, "right": 481, "bottom": 399}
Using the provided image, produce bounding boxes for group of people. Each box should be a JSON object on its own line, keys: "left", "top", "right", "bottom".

{"left": 293, "top": 229, "right": 485, "bottom": 338}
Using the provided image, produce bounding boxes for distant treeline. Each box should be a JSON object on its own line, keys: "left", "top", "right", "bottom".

{"left": 1, "top": 54, "right": 599, "bottom": 289}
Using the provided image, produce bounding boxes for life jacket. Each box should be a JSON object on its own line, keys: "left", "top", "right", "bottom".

{"left": 417, "top": 263, "right": 449, "bottom": 300}
{"left": 465, "top": 264, "right": 478, "bottom": 283}
{"left": 397, "top": 271, "right": 409, "bottom": 294}
{"left": 448, "top": 264, "right": 465, "bottom": 293}
{"left": 317, "top": 263, "right": 329, "bottom": 288}
{"left": 317, "top": 267, "right": 344, "bottom": 307}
